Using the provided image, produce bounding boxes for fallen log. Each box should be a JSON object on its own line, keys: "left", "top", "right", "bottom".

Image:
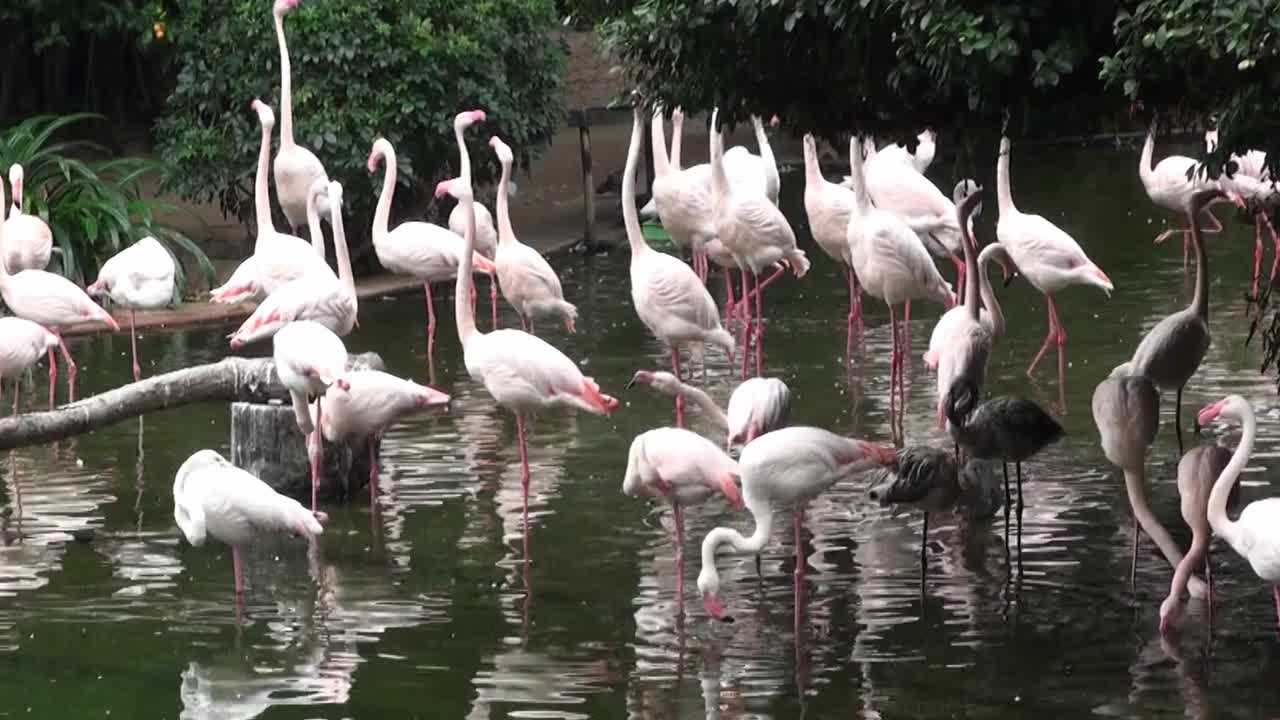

{"left": 0, "top": 352, "right": 384, "bottom": 450}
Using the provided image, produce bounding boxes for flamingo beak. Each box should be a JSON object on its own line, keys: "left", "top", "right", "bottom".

{"left": 434, "top": 180, "right": 452, "bottom": 199}
{"left": 703, "top": 591, "right": 731, "bottom": 622}
{"left": 1196, "top": 399, "right": 1227, "bottom": 429}
{"left": 868, "top": 444, "right": 898, "bottom": 466}
{"left": 719, "top": 474, "right": 744, "bottom": 510}
{"left": 627, "top": 370, "right": 655, "bottom": 389}
{"left": 420, "top": 387, "right": 451, "bottom": 407}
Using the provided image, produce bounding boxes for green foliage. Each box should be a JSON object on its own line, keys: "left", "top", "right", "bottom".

{"left": 0, "top": 113, "right": 214, "bottom": 299}
{"left": 155, "top": 0, "right": 567, "bottom": 258}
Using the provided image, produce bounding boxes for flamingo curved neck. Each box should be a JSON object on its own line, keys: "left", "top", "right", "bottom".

{"left": 650, "top": 112, "right": 671, "bottom": 178}
{"left": 847, "top": 137, "right": 871, "bottom": 214}
{"left": 306, "top": 190, "right": 325, "bottom": 258}
{"left": 1166, "top": 530, "right": 1209, "bottom": 610}
{"left": 1189, "top": 203, "right": 1209, "bottom": 320}
{"left": 330, "top": 198, "right": 355, "bottom": 301}
{"left": 753, "top": 117, "right": 777, "bottom": 180}
{"left": 372, "top": 147, "right": 395, "bottom": 241}
{"left": 996, "top": 144, "right": 1015, "bottom": 217}
{"left": 1208, "top": 408, "right": 1254, "bottom": 551}
{"left": 708, "top": 115, "right": 731, "bottom": 211}
{"left": 454, "top": 192, "right": 479, "bottom": 345}
{"left": 622, "top": 111, "right": 650, "bottom": 257}
{"left": 496, "top": 157, "right": 517, "bottom": 249}
{"left": 273, "top": 12, "right": 294, "bottom": 148}
{"left": 254, "top": 119, "right": 274, "bottom": 235}
{"left": 670, "top": 112, "right": 684, "bottom": 170}
{"left": 699, "top": 501, "right": 773, "bottom": 587}
{"left": 960, "top": 210, "right": 980, "bottom": 321}
{"left": 976, "top": 246, "right": 1006, "bottom": 340}
{"left": 455, "top": 125, "right": 473, "bottom": 185}
{"left": 1139, "top": 132, "right": 1156, "bottom": 189}
{"left": 674, "top": 379, "right": 729, "bottom": 430}
{"left": 1124, "top": 465, "right": 1191, "bottom": 572}
{"left": 802, "top": 138, "right": 821, "bottom": 188}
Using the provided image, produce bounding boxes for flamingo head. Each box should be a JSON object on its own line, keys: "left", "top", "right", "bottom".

{"left": 671, "top": 106, "right": 684, "bottom": 124}
{"left": 454, "top": 109, "right": 486, "bottom": 132}
{"left": 865, "top": 443, "right": 899, "bottom": 467}
{"left": 368, "top": 138, "right": 392, "bottom": 173}
{"left": 435, "top": 176, "right": 470, "bottom": 201}
{"left": 1158, "top": 595, "right": 1181, "bottom": 637}
{"left": 998, "top": 136, "right": 1011, "bottom": 157}
{"left": 8, "top": 164, "right": 22, "bottom": 207}
{"left": 489, "top": 136, "right": 514, "bottom": 165}
{"left": 250, "top": 99, "right": 275, "bottom": 129}
{"left": 626, "top": 369, "right": 679, "bottom": 395}
{"left": 717, "top": 473, "right": 744, "bottom": 510}
{"left": 273, "top": 0, "right": 297, "bottom": 16}
{"left": 1196, "top": 396, "right": 1241, "bottom": 429}
{"left": 417, "top": 384, "right": 452, "bottom": 408}
{"left": 769, "top": 114, "right": 780, "bottom": 129}
{"left": 696, "top": 564, "right": 732, "bottom": 622}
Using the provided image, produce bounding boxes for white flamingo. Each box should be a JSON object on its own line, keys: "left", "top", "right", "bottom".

{"left": 368, "top": 135, "right": 497, "bottom": 360}
{"left": 1139, "top": 124, "right": 1227, "bottom": 276}
{"left": 173, "top": 449, "right": 327, "bottom": 598}
{"left": 1204, "top": 128, "right": 1279, "bottom": 297}
{"left": 447, "top": 194, "right": 499, "bottom": 329}
{"left": 0, "top": 179, "right": 118, "bottom": 408}
{"left": 272, "top": 320, "right": 350, "bottom": 512}
{"left": 3, "top": 163, "right": 53, "bottom": 272}
{"left": 229, "top": 179, "right": 356, "bottom": 349}
{"left": 841, "top": 130, "right": 937, "bottom": 184}
{"left": 649, "top": 109, "right": 717, "bottom": 279}
{"left": 997, "top": 135, "right": 1112, "bottom": 396}
{"left": 210, "top": 100, "right": 330, "bottom": 304}
{"left": 801, "top": 133, "right": 862, "bottom": 353}
{"left": 0, "top": 317, "right": 58, "bottom": 414}
{"left": 437, "top": 109, "right": 618, "bottom": 534}
{"left": 1197, "top": 395, "right": 1280, "bottom": 627}
{"left": 925, "top": 241, "right": 1010, "bottom": 373}
{"left": 86, "top": 236, "right": 175, "bottom": 381}
{"left": 270, "top": 0, "right": 330, "bottom": 234}
{"left": 489, "top": 136, "right": 577, "bottom": 334}
{"left": 697, "top": 427, "right": 896, "bottom": 620}
{"left": 627, "top": 369, "right": 791, "bottom": 449}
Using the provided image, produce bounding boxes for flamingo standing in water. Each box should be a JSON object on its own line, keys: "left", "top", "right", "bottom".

{"left": 448, "top": 190, "right": 499, "bottom": 329}
{"left": 489, "top": 136, "right": 577, "bottom": 334}
{"left": 709, "top": 109, "right": 808, "bottom": 378}
{"left": 368, "top": 135, "right": 497, "bottom": 363}
{"left": 3, "top": 164, "right": 53, "bottom": 272}
{"left": 1196, "top": 395, "right": 1280, "bottom": 627}
{"left": 87, "top": 236, "right": 176, "bottom": 381}
{"left": 0, "top": 317, "right": 58, "bottom": 414}
{"left": 842, "top": 130, "right": 937, "bottom": 184}
{"left": 1204, "top": 128, "right": 1279, "bottom": 298}
{"left": 1138, "top": 124, "right": 1227, "bottom": 277}
{"left": 627, "top": 370, "right": 791, "bottom": 449}
{"left": 210, "top": 100, "right": 331, "bottom": 304}
{"left": 173, "top": 449, "right": 327, "bottom": 598}
{"left": 649, "top": 108, "right": 717, "bottom": 280}
{"left": 437, "top": 109, "right": 618, "bottom": 535}
{"left": 623, "top": 427, "right": 743, "bottom": 601}
{"left": 269, "top": 0, "right": 330, "bottom": 235}
{"left": 996, "top": 136, "right": 1112, "bottom": 398}
{"left": 272, "top": 320, "right": 350, "bottom": 512}
{"left": 697, "top": 426, "right": 896, "bottom": 621}
{"left": 622, "top": 106, "right": 734, "bottom": 426}
{"left": 0, "top": 180, "right": 118, "bottom": 407}
{"left": 314, "top": 369, "right": 451, "bottom": 504}
{"left": 846, "top": 135, "right": 953, "bottom": 425}
{"left": 801, "top": 134, "right": 862, "bottom": 355}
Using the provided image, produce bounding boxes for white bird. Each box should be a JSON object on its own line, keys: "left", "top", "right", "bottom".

{"left": 924, "top": 241, "right": 1010, "bottom": 372}
{"left": 0, "top": 178, "right": 118, "bottom": 408}
{"left": 846, "top": 135, "right": 953, "bottom": 424}
{"left": 86, "top": 236, "right": 175, "bottom": 381}
{"left": 228, "top": 179, "right": 357, "bottom": 349}
{"left": 3, "top": 163, "right": 53, "bottom": 272}
{"left": 173, "top": 449, "right": 327, "bottom": 598}
{"left": 437, "top": 109, "right": 618, "bottom": 534}
{"left": 210, "top": 100, "right": 331, "bottom": 304}
{"left": 996, "top": 135, "right": 1112, "bottom": 396}
{"left": 1197, "top": 395, "right": 1280, "bottom": 628}
{"left": 0, "top": 317, "right": 58, "bottom": 414}
{"left": 313, "top": 369, "right": 450, "bottom": 504}
{"left": 447, "top": 194, "right": 499, "bottom": 329}
{"left": 1139, "top": 125, "right": 1227, "bottom": 276}
{"left": 801, "top": 133, "right": 862, "bottom": 353}
{"left": 649, "top": 108, "right": 718, "bottom": 279}
{"left": 709, "top": 108, "right": 808, "bottom": 379}
{"left": 696, "top": 427, "right": 896, "bottom": 620}
{"left": 623, "top": 427, "right": 743, "bottom": 599}
{"left": 1204, "top": 128, "right": 1279, "bottom": 298}
{"left": 623, "top": 106, "right": 734, "bottom": 426}
{"left": 841, "top": 130, "right": 937, "bottom": 184}
{"left": 627, "top": 369, "right": 791, "bottom": 449}
{"left": 368, "top": 135, "right": 497, "bottom": 361}
{"left": 272, "top": 320, "right": 350, "bottom": 512}
{"left": 269, "top": 0, "right": 331, "bottom": 234}
{"left": 489, "top": 136, "right": 577, "bottom": 334}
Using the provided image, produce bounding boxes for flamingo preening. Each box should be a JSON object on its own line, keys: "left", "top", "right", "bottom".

{"left": 87, "top": 236, "right": 176, "bottom": 382}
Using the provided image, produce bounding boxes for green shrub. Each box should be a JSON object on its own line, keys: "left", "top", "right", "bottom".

{"left": 0, "top": 113, "right": 214, "bottom": 299}
{"left": 155, "top": 0, "right": 567, "bottom": 264}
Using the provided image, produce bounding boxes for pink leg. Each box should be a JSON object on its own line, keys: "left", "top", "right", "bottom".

{"left": 845, "top": 265, "right": 857, "bottom": 363}
{"left": 740, "top": 269, "right": 753, "bottom": 379}
{"left": 10, "top": 380, "right": 18, "bottom": 416}
{"left": 130, "top": 309, "right": 141, "bottom": 382}
{"left": 1183, "top": 230, "right": 1191, "bottom": 278}
{"left": 672, "top": 350, "right": 685, "bottom": 428}
{"left": 1048, "top": 295, "right": 1067, "bottom": 395}
{"left": 311, "top": 401, "right": 324, "bottom": 513}
{"left": 793, "top": 510, "right": 806, "bottom": 628}
{"left": 888, "top": 305, "right": 900, "bottom": 423}
{"left": 47, "top": 347, "right": 56, "bottom": 410}
{"left": 516, "top": 413, "right": 531, "bottom": 535}
{"left": 490, "top": 276, "right": 499, "bottom": 330}
{"left": 1273, "top": 585, "right": 1280, "bottom": 628}
{"left": 723, "top": 267, "right": 736, "bottom": 315}
{"left": 1026, "top": 296, "right": 1057, "bottom": 377}
{"left": 1253, "top": 216, "right": 1265, "bottom": 301}
{"left": 903, "top": 300, "right": 912, "bottom": 370}
{"left": 56, "top": 335, "right": 76, "bottom": 403}
{"left": 953, "top": 256, "right": 966, "bottom": 303}
{"left": 1263, "top": 212, "right": 1280, "bottom": 286}
{"left": 674, "top": 503, "right": 686, "bottom": 601}
{"left": 470, "top": 284, "right": 477, "bottom": 318}
{"left": 233, "top": 545, "right": 245, "bottom": 597}
{"left": 754, "top": 271, "right": 764, "bottom": 378}
{"left": 423, "top": 283, "right": 437, "bottom": 359}
{"left": 368, "top": 435, "right": 379, "bottom": 506}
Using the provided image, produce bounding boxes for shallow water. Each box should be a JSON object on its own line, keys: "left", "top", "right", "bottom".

{"left": 5, "top": 139, "right": 1280, "bottom": 719}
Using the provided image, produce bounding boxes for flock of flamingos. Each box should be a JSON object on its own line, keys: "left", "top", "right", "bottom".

{"left": 2, "top": 0, "right": 1280, "bottom": 642}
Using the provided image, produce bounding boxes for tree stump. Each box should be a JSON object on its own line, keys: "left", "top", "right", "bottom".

{"left": 230, "top": 400, "right": 376, "bottom": 502}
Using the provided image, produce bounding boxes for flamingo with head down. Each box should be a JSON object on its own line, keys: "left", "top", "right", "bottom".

{"left": 627, "top": 369, "right": 791, "bottom": 450}
{"left": 87, "top": 236, "right": 176, "bottom": 381}
{"left": 272, "top": 320, "right": 350, "bottom": 512}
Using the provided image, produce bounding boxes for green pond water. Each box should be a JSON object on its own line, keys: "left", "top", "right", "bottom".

{"left": 5, "top": 138, "right": 1280, "bottom": 719}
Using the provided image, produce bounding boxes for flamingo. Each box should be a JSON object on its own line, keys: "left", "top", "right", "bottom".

{"left": 649, "top": 108, "right": 717, "bottom": 280}
{"left": 626, "top": 370, "right": 791, "bottom": 449}
{"left": 86, "top": 236, "right": 176, "bottom": 381}
{"left": 996, "top": 136, "right": 1113, "bottom": 397}
{"left": 0, "top": 178, "right": 117, "bottom": 408}
{"left": 272, "top": 320, "right": 350, "bottom": 512}
{"left": 0, "top": 317, "right": 58, "bottom": 414}
{"left": 925, "top": 241, "right": 1010, "bottom": 373}
{"left": 173, "top": 449, "right": 328, "bottom": 598}
{"left": 944, "top": 378, "right": 1063, "bottom": 552}
{"left": 709, "top": 108, "right": 808, "bottom": 378}
{"left": 1197, "top": 395, "right": 1280, "bottom": 627}
{"left": 1130, "top": 187, "right": 1222, "bottom": 453}
{"left": 846, "top": 135, "right": 953, "bottom": 424}
{"left": 1092, "top": 364, "right": 1207, "bottom": 598}
{"left": 1159, "top": 443, "right": 1241, "bottom": 635}
{"left": 927, "top": 186, "right": 997, "bottom": 427}
{"left": 228, "top": 179, "right": 357, "bottom": 349}
{"left": 622, "top": 106, "right": 734, "bottom": 426}
{"left": 436, "top": 108, "right": 618, "bottom": 534}
{"left": 489, "top": 136, "right": 577, "bottom": 334}
{"left": 368, "top": 135, "right": 497, "bottom": 361}
{"left": 3, "top": 163, "right": 53, "bottom": 272}
{"left": 801, "top": 133, "right": 862, "bottom": 354}
{"left": 623, "top": 427, "right": 744, "bottom": 600}
{"left": 447, "top": 194, "right": 499, "bottom": 329}
{"left": 210, "top": 99, "right": 330, "bottom": 304}
{"left": 696, "top": 426, "right": 896, "bottom": 621}
{"left": 269, "top": 0, "right": 330, "bottom": 235}
{"left": 841, "top": 130, "right": 937, "bottom": 183}
{"left": 313, "top": 369, "right": 451, "bottom": 504}
{"left": 1139, "top": 124, "right": 1227, "bottom": 276}
{"left": 1204, "top": 128, "right": 1279, "bottom": 298}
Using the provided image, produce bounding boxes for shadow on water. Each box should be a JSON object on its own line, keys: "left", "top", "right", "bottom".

{"left": 6, "top": 139, "right": 1280, "bottom": 717}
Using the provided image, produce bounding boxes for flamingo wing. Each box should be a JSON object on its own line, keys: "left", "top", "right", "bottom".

{"left": 997, "top": 212, "right": 1090, "bottom": 272}
{"left": 633, "top": 253, "right": 724, "bottom": 336}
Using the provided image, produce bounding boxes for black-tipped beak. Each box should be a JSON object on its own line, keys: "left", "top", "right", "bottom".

{"left": 626, "top": 378, "right": 638, "bottom": 389}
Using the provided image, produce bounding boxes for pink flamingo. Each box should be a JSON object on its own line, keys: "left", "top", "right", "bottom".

{"left": 627, "top": 370, "right": 791, "bottom": 450}
{"left": 269, "top": 0, "right": 330, "bottom": 235}
{"left": 1205, "top": 128, "right": 1278, "bottom": 297}
{"left": 801, "top": 134, "right": 862, "bottom": 355}
{"left": 4, "top": 164, "right": 53, "bottom": 272}
{"left": 447, "top": 195, "right": 499, "bottom": 329}
{"left": 86, "top": 236, "right": 175, "bottom": 381}
{"left": 436, "top": 109, "right": 618, "bottom": 534}
{"left": 0, "top": 179, "right": 118, "bottom": 407}
{"left": 1139, "top": 124, "right": 1229, "bottom": 277}
{"left": 0, "top": 317, "right": 58, "bottom": 414}
{"left": 272, "top": 320, "right": 350, "bottom": 512}
{"left": 173, "top": 449, "right": 328, "bottom": 598}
